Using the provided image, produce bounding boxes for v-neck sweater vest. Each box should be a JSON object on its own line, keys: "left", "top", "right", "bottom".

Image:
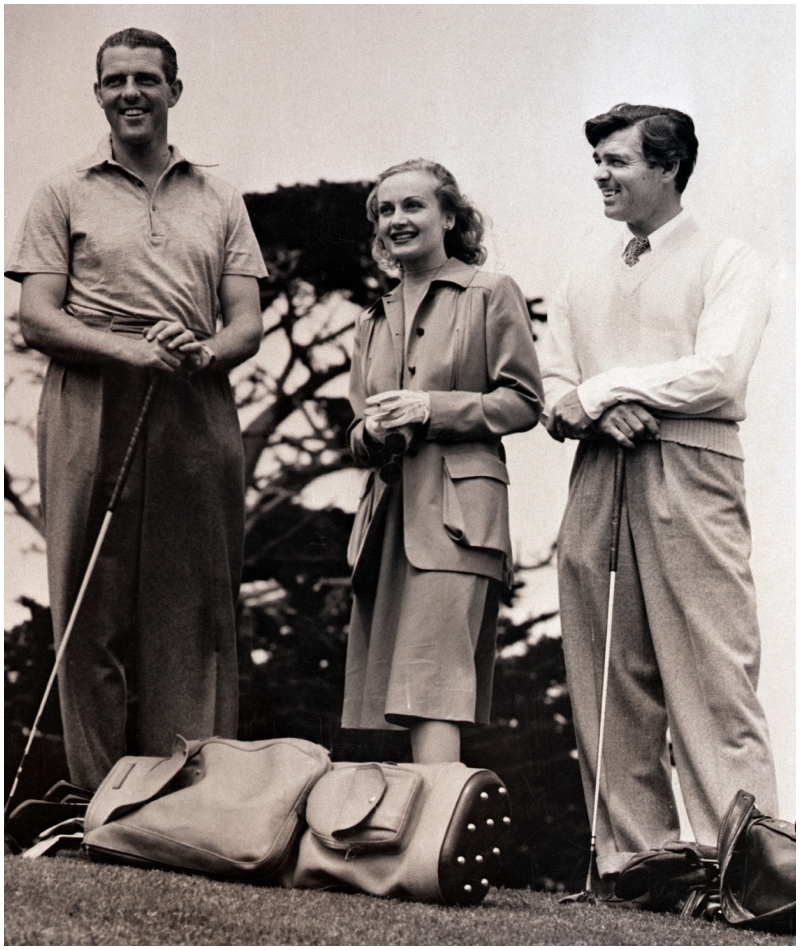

{"left": 542, "top": 215, "right": 770, "bottom": 460}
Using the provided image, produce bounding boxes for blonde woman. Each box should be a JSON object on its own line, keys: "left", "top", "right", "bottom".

{"left": 343, "top": 159, "right": 543, "bottom": 763}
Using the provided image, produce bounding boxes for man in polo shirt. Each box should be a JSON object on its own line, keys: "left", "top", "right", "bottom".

{"left": 6, "top": 28, "right": 267, "bottom": 791}
{"left": 540, "top": 104, "right": 778, "bottom": 886}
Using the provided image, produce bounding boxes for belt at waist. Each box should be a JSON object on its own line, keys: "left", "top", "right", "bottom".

{"left": 71, "top": 312, "right": 210, "bottom": 340}
{"left": 657, "top": 417, "right": 743, "bottom": 460}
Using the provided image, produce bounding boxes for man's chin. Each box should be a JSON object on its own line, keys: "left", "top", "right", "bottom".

{"left": 602, "top": 205, "right": 627, "bottom": 222}
{"left": 117, "top": 129, "right": 154, "bottom": 148}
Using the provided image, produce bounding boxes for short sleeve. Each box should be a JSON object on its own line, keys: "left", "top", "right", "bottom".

{"left": 223, "top": 193, "right": 268, "bottom": 279}
{"left": 5, "top": 182, "right": 71, "bottom": 282}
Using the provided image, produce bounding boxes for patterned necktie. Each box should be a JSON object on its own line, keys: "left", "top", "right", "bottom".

{"left": 623, "top": 236, "right": 651, "bottom": 267}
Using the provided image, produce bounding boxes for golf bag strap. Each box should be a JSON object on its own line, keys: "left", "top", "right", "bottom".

{"left": 84, "top": 736, "right": 196, "bottom": 834}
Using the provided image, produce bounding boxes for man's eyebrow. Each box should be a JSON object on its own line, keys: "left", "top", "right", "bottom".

{"left": 593, "top": 147, "right": 633, "bottom": 161}
{"left": 101, "top": 70, "right": 163, "bottom": 84}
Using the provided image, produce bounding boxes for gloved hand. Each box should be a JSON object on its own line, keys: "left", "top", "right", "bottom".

{"left": 365, "top": 390, "right": 431, "bottom": 429}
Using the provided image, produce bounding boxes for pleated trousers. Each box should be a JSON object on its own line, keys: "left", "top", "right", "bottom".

{"left": 557, "top": 439, "right": 778, "bottom": 877}
{"left": 38, "top": 358, "right": 244, "bottom": 790}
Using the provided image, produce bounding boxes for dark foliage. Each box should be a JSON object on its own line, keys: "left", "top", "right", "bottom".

{"left": 244, "top": 181, "right": 392, "bottom": 313}
{"left": 465, "top": 615, "right": 589, "bottom": 890}
{"left": 4, "top": 599, "right": 68, "bottom": 805}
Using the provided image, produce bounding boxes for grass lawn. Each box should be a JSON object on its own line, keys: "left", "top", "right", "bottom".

{"left": 5, "top": 851, "right": 794, "bottom": 946}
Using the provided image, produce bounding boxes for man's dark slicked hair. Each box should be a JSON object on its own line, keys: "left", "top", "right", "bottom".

{"left": 585, "top": 103, "right": 699, "bottom": 193}
{"left": 96, "top": 28, "right": 178, "bottom": 86}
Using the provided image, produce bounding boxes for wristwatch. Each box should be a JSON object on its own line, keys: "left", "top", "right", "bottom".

{"left": 198, "top": 343, "right": 217, "bottom": 369}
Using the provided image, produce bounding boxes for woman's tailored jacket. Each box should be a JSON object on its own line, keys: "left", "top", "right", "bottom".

{"left": 348, "top": 258, "right": 544, "bottom": 586}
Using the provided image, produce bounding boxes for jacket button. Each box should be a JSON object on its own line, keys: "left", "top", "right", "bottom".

{"left": 408, "top": 366, "right": 416, "bottom": 376}
{"left": 416, "top": 327, "right": 425, "bottom": 336}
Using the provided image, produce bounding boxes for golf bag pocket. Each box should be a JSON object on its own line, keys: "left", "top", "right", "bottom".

{"left": 306, "top": 762, "right": 422, "bottom": 853}
{"left": 83, "top": 735, "right": 331, "bottom": 884}
{"left": 294, "top": 761, "right": 511, "bottom": 905}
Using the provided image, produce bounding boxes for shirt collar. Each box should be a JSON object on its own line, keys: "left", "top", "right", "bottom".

{"left": 430, "top": 256, "right": 478, "bottom": 288}
{"left": 379, "top": 257, "right": 478, "bottom": 305}
{"left": 75, "top": 134, "right": 217, "bottom": 173}
{"left": 620, "top": 209, "right": 693, "bottom": 255}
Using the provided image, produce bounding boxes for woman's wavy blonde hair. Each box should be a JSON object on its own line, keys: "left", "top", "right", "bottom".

{"left": 366, "top": 159, "right": 487, "bottom": 274}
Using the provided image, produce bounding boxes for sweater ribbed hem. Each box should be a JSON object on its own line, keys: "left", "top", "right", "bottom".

{"left": 658, "top": 418, "right": 744, "bottom": 460}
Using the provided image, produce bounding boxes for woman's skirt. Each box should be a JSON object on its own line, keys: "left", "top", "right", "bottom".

{"left": 342, "top": 483, "right": 501, "bottom": 730}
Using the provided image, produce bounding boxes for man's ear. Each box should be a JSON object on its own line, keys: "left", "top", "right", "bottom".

{"left": 168, "top": 79, "right": 183, "bottom": 109}
{"left": 661, "top": 160, "right": 680, "bottom": 186}
{"left": 94, "top": 82, "right": 102, "bottom": 107}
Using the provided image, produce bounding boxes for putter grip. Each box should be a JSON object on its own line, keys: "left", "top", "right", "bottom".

{"left": 609, "top": 447, "right": 625, "bottom": 573}
{"left": 107, "top": 375, "right": 158, "bottom": 513}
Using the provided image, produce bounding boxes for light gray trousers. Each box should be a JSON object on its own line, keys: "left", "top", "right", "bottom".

{"left": 558, "top": 439, "right": 778, "bottom": 877}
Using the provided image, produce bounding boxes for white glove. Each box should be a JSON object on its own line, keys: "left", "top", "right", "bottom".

{"left": 365, "top": 390, "right": 431, "bottom": 429}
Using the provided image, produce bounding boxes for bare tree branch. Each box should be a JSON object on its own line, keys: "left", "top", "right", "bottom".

{"left": 4, "top": 467, "right": 44, "bottom": 537}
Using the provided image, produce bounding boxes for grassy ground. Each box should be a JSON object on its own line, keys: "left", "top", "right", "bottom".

{"left": 5, "top": 852, "right": 794, "bottom": 946}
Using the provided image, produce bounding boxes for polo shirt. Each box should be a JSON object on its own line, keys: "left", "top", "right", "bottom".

{"left": 5, "top": 136, "right": 267, "bottom": 337}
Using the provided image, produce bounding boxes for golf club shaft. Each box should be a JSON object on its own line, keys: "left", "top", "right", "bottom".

{"left": 5, "top": 374, "right": 158, "bottom": 815}
{"left": 584, "top": 445, "right": 626, "bottom": 893}
{"left": 584, "top": 569, "right": 618, "bottom": 891}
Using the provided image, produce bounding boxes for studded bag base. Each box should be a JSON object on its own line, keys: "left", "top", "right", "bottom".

{"left": 293, "top": 761, "right": 511, "bottom": 905}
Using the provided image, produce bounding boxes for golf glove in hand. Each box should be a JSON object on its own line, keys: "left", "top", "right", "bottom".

{"left": 365, "top": 390, "right": 431, "bottom": 429}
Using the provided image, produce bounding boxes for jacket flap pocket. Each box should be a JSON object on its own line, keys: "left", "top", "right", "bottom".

{"left": 443, "top": 453, "right": 509, "bottom": 484}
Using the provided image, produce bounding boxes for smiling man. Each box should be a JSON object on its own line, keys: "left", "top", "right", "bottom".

{"left": 540, "top": 104, "right": 779, "bottom": 895}
{"left": 5, "top": 29, "right": 267, "bottom": 791}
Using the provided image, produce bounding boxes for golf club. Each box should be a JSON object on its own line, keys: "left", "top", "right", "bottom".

{"left": 561, "top": 443, "right": 626, "bottom": 904}
{"left": 4, "top": 374, "right": 159, "bottom": 816}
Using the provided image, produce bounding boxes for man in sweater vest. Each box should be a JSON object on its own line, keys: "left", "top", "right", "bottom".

{"left": 540, "top": 103, "right": 778, "bottom": 885}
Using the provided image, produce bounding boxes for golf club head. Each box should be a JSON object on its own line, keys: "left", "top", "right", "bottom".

{"left": 559, "top": 889, "right": 597, "bottom": 905}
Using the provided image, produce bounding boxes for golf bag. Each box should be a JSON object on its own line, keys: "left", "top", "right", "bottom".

{"left": 293, "top": 761, "right": 512, "bottom": 904}
{"left": 718, "top": 789, "right": 796, "bottom": 934}
{"left": 25, "top": 739, "right": 511, "bottom": 906}
{"left": 82, "top": 735, "right": 331, "bottom": 884}
{"left": 615, "top": 789, "right": 795, "bottom": 933}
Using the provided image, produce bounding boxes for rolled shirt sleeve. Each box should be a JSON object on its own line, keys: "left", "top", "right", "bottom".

{"left": 538, "top": 272, "right": 582, "bottom": 419}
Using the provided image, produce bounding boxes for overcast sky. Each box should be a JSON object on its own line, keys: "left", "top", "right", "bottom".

{"left": 4, "top": 4, "right": 794, "bottom": 814}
